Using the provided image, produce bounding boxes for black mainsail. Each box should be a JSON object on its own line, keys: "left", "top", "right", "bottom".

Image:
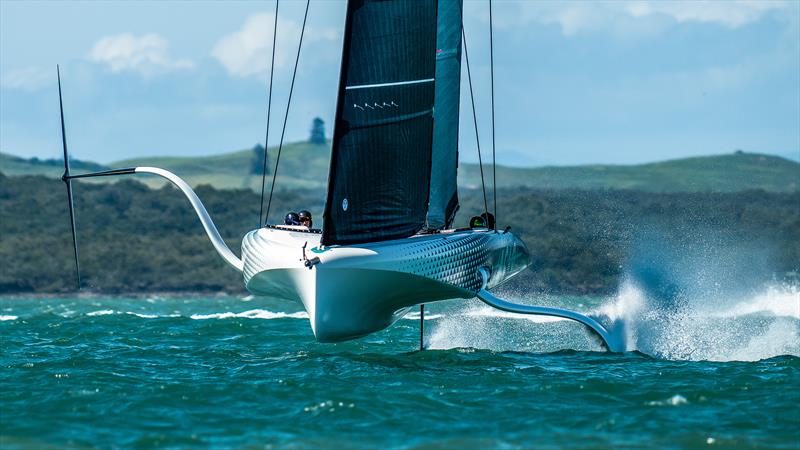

{"left": 322, "top": 0, "right": 462, "bottom": 245}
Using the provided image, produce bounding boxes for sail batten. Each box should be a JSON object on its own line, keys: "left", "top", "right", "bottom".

{"left": 346, "top": 78, "right": 434, "bottom": 90}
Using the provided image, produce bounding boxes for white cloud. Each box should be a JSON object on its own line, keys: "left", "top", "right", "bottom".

{"left": 1, "top": 66, "right": 53, "bottom": 91}
{"left": 625, "top": 1, "right": 787, "bottom": 28}
{"left": 212, "top": 12, "right": 338, "bottom": 78}
{"left": 88, "top": 33, "right": 194, "bottom": 76}
{"left": 487, "top": 0, "right": 792, "bottom": 36}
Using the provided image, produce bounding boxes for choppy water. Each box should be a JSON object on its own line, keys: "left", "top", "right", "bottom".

{"left": 1, "top": 283, "right": 798, "bottom": 449}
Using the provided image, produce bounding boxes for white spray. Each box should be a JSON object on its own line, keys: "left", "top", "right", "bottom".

{"left": 428, "top": 224, "right": 799, "bottom": 362}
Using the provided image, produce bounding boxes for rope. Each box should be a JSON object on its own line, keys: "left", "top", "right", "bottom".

{"left": 258, "top": 0, "right": 280, "bottom": 227}
{"left": 489, "top": 0, "right": 497, "bottom": 226}
{"left": 264, "top": 0, "right": 310, "bottom": 225}
{"left": 461, "top": 27, "right": 489, "bottom": 217}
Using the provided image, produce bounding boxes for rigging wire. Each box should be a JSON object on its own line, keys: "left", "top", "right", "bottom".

{"left": 489, "top": 0, "right": 497, "bottom": 226}
{"left": 264, "top": 0, "right": 310, "bottom": 225}
{"left": 461, "top": 27, "right": 490, "bottom": 218}
{"left": 258, "top": 0, "right": 280, "bottom": 227}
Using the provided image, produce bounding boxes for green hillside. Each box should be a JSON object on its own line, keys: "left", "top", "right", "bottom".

{"left": 459, "top": 151, "right": 799, "bottom": 192}
{"left": 2, "top": 145, "right": 797, "bottom": 192}
{"left": 112, "top": 141, "right": 332, "bottom": 191}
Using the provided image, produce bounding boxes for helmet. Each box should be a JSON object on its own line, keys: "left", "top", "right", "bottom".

{"left": 284, "top": 212, "right": 300, "bottom": 225}
{"left": 469, "top": 215, "right": 487, "bottom": 228}
{"left": 298, "top": 210, "right": 312, "bottom": 227}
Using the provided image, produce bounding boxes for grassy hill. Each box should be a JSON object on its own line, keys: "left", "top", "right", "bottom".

{"left": 113, "top": 141, "right": 331, "bottom": 191}
{"left": 2, "top": 145, "right": 797, "bottom": 193}
{"left": 459, "top": 151, "right": 800, "bottom": 192}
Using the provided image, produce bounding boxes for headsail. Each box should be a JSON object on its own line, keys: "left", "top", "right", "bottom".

{"left": 321, "top": 0, "right": 438, "bottom": 246}
{"left": 427, "top": 0, "right": 463, "bottom": 229}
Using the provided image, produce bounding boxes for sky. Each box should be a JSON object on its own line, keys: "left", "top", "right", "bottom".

{"left": 1, "top": 0, "right": 798, "bottom": 167}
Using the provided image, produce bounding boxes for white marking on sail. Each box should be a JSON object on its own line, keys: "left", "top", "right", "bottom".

{"left": 345, "top": 78, "right": 434, "bottom": 90}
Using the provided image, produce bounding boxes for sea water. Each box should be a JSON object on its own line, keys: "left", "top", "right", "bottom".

{"left": 1, "top": 284, "right": 798, "bottom": 448}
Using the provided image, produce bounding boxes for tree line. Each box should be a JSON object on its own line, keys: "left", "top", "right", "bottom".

{"left": 1, "top": 172, "right": 797, "bottom": 295}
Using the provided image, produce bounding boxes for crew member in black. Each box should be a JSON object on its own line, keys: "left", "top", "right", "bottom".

{"left": 284, "top": 212, "right": 300, "bottom": 226}
{"left": 298, "top": 210, "right": 313, "bottom": 228}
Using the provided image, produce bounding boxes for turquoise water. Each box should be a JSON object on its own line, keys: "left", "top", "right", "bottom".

{"left": 1, "top": 286, "right": 798, "bottom": 449}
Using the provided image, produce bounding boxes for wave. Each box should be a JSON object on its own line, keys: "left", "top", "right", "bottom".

{"left": 85, "top": 310, "right": 179, "bottom": 319}
{"left": 646, "top": 395, "right": 689, "bottom": 406}
{"left": 412, "top": 307, "right": 567, "bottom": 328}
{"left": 127, "top": 312, "right": 180, "bottom": 319}
{"left": 4, "top": 309, "right": 310, "bottom": 321}
{"left": 465, "top": 307, "right": 567, "bottom": 323}
{"left": 189, "top": 310, "right": 309, "bottom": 320}
{"left": 426, "top": 302, "right": 584, "bottom": 352}
{"left": 402, "top": 312, "right": 444, "bottom": 321}
{"left": 712, "top": 285, "right": 799, "bottom": 319}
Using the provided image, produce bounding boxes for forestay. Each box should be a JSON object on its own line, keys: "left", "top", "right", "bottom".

{"left": 322, "top": 0, "right": 438, "bottom": 245}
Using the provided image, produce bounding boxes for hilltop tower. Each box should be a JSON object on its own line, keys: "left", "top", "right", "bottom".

{"left": 250, "top": 143, "right": 268, "bottom": 175}
{"left": 309, "top": 117, "right": 325, "bottom": 145}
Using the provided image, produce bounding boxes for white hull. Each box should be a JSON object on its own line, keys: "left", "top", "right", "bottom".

{"left": 241, "top": 227, "right": 530, "bottom": 342}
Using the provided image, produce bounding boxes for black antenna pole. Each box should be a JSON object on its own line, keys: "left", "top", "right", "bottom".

{"left": 58, "top": 65, "right": 81, "bottom": 289}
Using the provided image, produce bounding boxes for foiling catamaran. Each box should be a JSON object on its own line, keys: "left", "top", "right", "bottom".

{"left": 58, "top": 0, "right": 623, "bottom": 351}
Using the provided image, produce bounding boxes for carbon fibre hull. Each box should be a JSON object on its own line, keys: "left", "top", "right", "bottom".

{"left": 241, "top": 227, "right": 530, "bottom": 342}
